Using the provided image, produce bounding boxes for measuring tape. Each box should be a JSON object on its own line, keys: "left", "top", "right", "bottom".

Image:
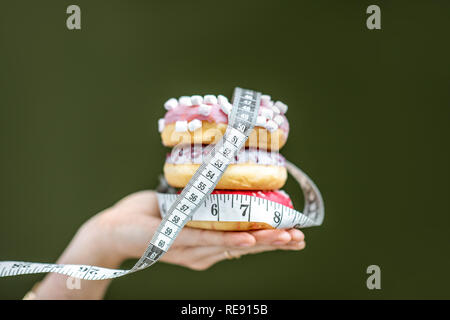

{"left": 0, "top": 87, "right": 324, "bottom": 280}
{"left": 157, "top": 161, "right": 324, "bottom": 229}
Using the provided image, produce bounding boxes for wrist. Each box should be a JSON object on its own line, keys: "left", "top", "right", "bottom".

{"left": 67, "top": 218, "right": 125, "bottom": 269}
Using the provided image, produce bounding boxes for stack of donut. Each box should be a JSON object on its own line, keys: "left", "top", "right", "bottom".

{"left": 158, "top": 93, "right": 293, "bottom": 231}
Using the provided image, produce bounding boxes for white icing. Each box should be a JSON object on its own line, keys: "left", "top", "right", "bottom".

{"left": 265, "top": 120, "right": 278, "bottom": 132}
{"left": 178, "top": 96, "right": 192, "bottom": 107}
{"left": 274, "top": 101, "right": 288, "bottom": 113}
{"left": 203, "top": 95, "right": 217, "bottom": 105}
{"left": 271, "top": 106, "right": 281, "bottom": 114}
{"left": 158, "top": 118, "right": 165, "bottom": 132}
{"left": 273, "top": 115, "right": 284, "bottom": 126}
{"left": 217, "top": 95, "right": 228, "bottom": 105}
{"left": 198, "top": 104, "right": 212, "bottom": 116}
{"left": 191, "top": 95, "right": 203, "bottom": 105}
{"left": 261, "top": 95, "right": 271, "bottom": 106}
{"left": 256, "top": 116, "right": 267, "bottom": 126}
{"left": 164, "top": 98, "right": 178, "bottom": 110}
{"left": 260, "top": 107, "right": 274, "bottom": 120}
{"left": 220, "top": 101, "right": 232, "bottom": 115}
{"left": 188, "top": 119, "right": 202, "bottom": 132}
{"left": 175, "top": 120, "right": 188, "bottom": 132}
{"left": 166, "top": 146, "right": 286, "bottom": 166}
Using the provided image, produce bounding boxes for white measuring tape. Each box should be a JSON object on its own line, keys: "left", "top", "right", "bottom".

{"left": 0, "top": 87, "right": 324, "bottom": 280}
{"left": 157, "top": 161, "right": 324, "bottom": 229}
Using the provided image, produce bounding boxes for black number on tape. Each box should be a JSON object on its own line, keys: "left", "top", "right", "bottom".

{"left": 164, "top": 227, "right": 172, "bottom": 236}
{"left": 172, "top": 215, "right": 180, "bottom": 224}
{"left": 211, "top": 203, "right": 218, "bottom": 216}
{"left": 240, "top": 204, "right": 250, "bottom": 217}
{"left": 222, "top": 148, "right": 231, "bottom": 157}
{"left": 273, "top": 211, "right": 281, "bottom": 224}
{"left": 197, "top": 181, "right": 206, "bottom": 191}
{"left": 189, "top": 193, "right": 198, "bottom": 202}
{"left": 90, "top": 268, "right": 99, "bottom": 275}
{"left": 206, "top": 170, "right": 215, "bottom": 179}
{"left": 180, "top": 204, "right": 189, "bottom": 212}
{"left": 214, "top": 159, "right": 224, "bottom": 169}
{"left": 237, "top": 123, "right": 247, "bottom": 132}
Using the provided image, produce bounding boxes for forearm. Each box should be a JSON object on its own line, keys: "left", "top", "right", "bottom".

{"left": 33, "top": 221, "right": 123, "bottom": 300}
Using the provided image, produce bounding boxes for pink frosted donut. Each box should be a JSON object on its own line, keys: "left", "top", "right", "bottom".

{"left": 158, "top": 95, "right": 289, "bottom": 150}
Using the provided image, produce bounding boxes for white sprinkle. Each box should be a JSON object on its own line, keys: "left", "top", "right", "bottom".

{"left": 265, "top": 120, "right": 278, "bottom": 132}
{"left": 220, "top": 101, "right": 232, "bottom": 115}
{"left": 256, "top": 116, "right": 267, "bottom": 126}
{"left": 158, "top": 118, "right": 165, "bottom": 132}
{"left": 175, "top": 120, "right": 188, "bottom": 132}
{"left": 191, "top": 95, "right": 203, "bottom": 105}
{"left": 198, "top": 104, "right": 212, "bottom": 116}
{"left": 188, "top": 119, "right": 202, "bottom": 132}
{"left": 261, "top": 95, "right": 271, "bottom": 106}
{"left": 271, "top": 106, "right": 281, "bottom": 114}
{"left": 217, "top": 95, "right": 228, "bottom": 105}
{"left": 164, "top": 98, "right": 178, "bottom": 110}
{"left": 260, "top": 107, "right": 274, "bottom": 119}
{"left": 273, "top": 115, "right": 284, "bottom": 126}
{"left": 204, "top": 95, "right": 218, "bottom": 105}
{"left": 274, "top": 101, "right": 288, "bottom": 113}
{"left": 179, "top": 96, "right": 192, "bottom": 107}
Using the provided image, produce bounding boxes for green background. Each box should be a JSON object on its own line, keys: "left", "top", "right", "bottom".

{"left": 1, "top": 0, "right": 449, "bottom": 299}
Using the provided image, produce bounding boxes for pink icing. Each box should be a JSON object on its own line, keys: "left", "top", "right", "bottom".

{"left": 164, "top": 104, "right": 228, "bottom": 125}
{"left": 164, "top": 104, "right": 289, "bottom": 135}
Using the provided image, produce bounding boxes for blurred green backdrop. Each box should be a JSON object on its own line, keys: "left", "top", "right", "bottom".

{"left": 1, "top": 0, "right": 449, "bottom": 299}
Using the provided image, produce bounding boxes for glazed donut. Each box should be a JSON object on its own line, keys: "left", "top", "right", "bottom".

{"left": 158, "top": 95, "right": 289, "bottom": 151}
{"left": 164, "top": 145, "right": 288, "bottom": 190}
{"left": 185, "top": 190, "right": 294, "bottom": 231}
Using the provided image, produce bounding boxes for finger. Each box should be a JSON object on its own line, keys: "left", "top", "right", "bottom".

{"left": 173, "top": 228, "right": 256, "bottom": 248}
{"left": 286, "top": 228, "right": 305, "bottom": 243}
{"left": 283, "top": 241, "right": 306, "bottom": 250}
{"left": 249, "top": 229, "right": 292, "bottom": 245}
{"left": 161, "top": 246, "right": 222, "bottom": 267}
{"left": 122, "top": 215, "right": 257, "bottom": 259}
{"left": 226, "top": 241, "right": 306, "bottom": 257}
{"left": 191, "top": 242, "right": 306, "bottom": 270}
{"left": 167, "top": 239, "right": 306, "bottom": 264}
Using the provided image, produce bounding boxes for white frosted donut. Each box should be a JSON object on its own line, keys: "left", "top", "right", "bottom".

{"left": 164, "top": 145, "right": 288, "bottom": 191}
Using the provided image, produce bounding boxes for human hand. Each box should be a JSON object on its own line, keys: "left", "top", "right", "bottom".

{"left": 89, "top": 190, "right": 306, "bottom": 270}
{"left": 33, "top": 190, "right": 305, "bottom": 299}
